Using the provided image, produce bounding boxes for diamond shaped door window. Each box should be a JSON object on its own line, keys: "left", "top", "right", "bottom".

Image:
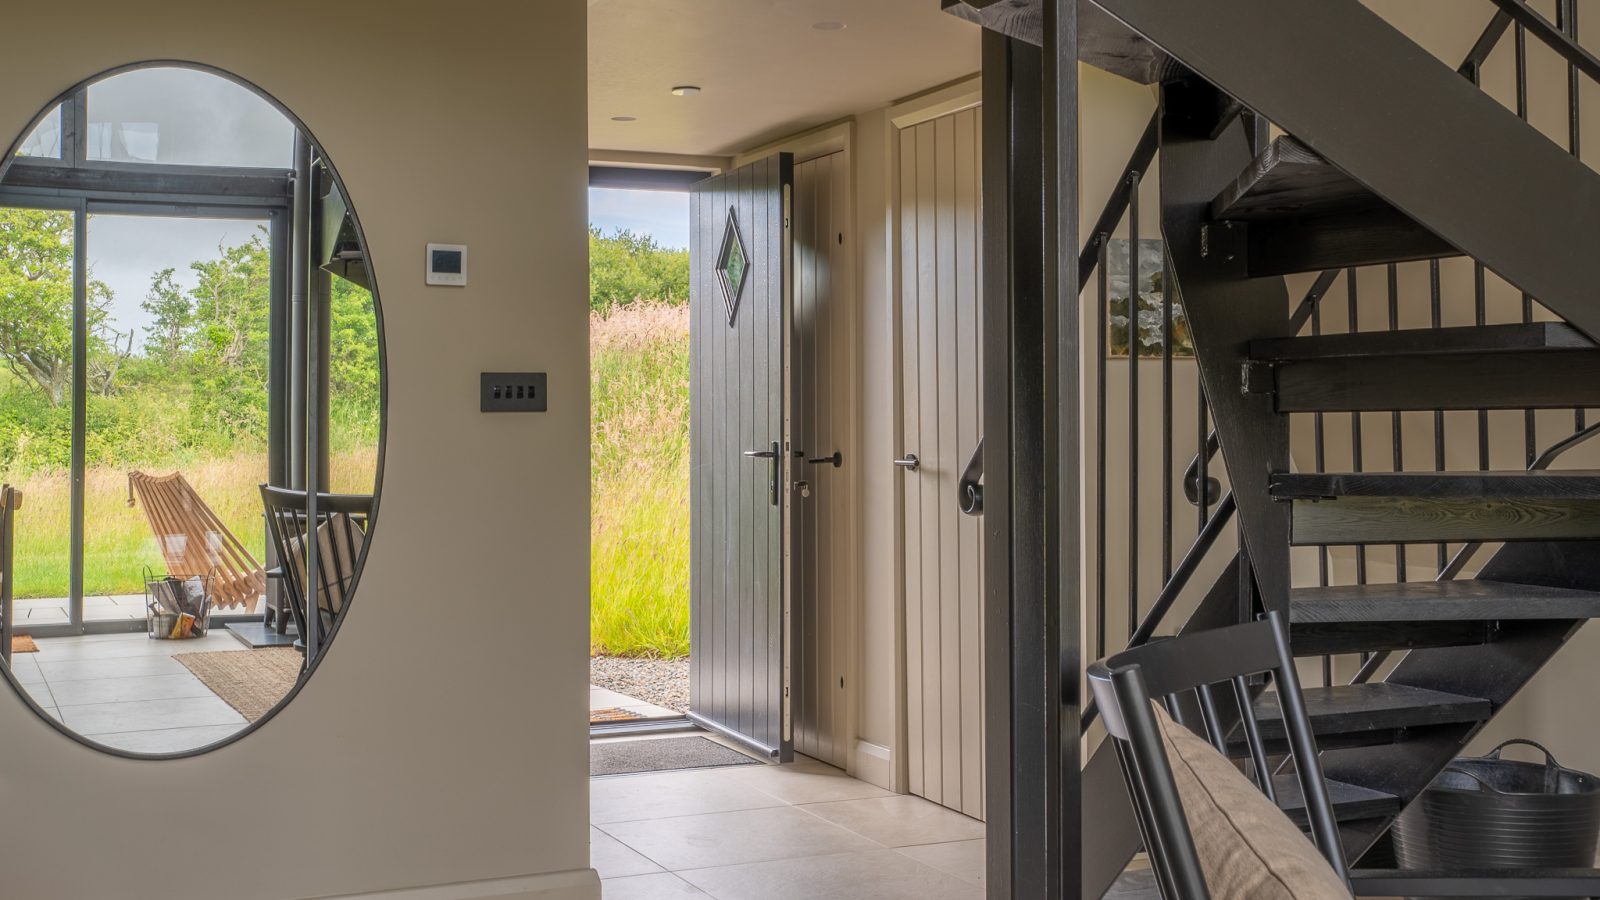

{"left": 716, "top": 207, "right": 750, "bottom": 326}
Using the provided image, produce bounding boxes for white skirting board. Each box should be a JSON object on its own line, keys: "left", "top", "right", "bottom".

{"left": 316, "top": 869, "right": 599, "bottom": 900}
{"left": 853, "top": 739, "right": 895, "bottom": 792}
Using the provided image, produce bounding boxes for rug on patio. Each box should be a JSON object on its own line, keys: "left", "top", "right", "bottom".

{"left": 11, "top": 635, "right": 36, "bottom": 653}
{"left": 590, "top": 736, "right": 762, "bottom": 776}
{"left": 591, "top": 706, "right": 645, "bottom": 724}
{"left": 173, "top": 648, "right": 300, "bottom": 721}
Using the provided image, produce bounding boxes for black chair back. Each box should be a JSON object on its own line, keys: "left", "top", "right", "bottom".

{"left": 259, "top": 485, "right": 372, "bottom": 658}
{"left": 1087, "top": 611, "right": 1349, "bottom": 900}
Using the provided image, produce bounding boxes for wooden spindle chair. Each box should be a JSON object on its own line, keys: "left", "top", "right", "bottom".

{"left": 1089, "top": 611, "right": 1600, "bottom": 898}
{"left": 258, "top": 485, "right": 371, "bottom": 657}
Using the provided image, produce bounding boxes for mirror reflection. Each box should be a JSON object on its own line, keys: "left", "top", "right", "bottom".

{"left": 0, "top": 65, "right": 381, "bottom": 754}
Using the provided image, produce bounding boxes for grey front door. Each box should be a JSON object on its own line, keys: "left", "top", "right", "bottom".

{"left": 688, "top": 153, "right": 794, "bottom": 761}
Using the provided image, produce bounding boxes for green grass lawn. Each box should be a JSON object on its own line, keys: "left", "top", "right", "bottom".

{"left": 8, "top": 448, "right": 378, "bottom": 599}
{"left": 4, "top": 300, "right": 687, "bottom": 656}
{"left": 591, "top": 301, "right": 690, "bottom": 658}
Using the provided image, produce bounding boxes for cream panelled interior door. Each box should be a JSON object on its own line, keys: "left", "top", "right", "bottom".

{"left": 896, "top": 106, "right": 984, "bottom": 819}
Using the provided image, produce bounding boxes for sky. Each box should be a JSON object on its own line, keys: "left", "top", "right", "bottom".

{"left": 89, "top": 187, "right": 687, "bottom": 354}
{"left": 589, "top": 187, "right": 690, "bottom": 249}
{"left": 20, "top": 67, "right": 690, "bottom": 349}
{"left": 89, "top": 215, "right": 266, "bottom": 351}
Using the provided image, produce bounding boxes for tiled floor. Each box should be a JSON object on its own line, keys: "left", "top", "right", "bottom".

{"left": 591, "top": 684, "right": 679, "bottom": 722}
{"left": 592, "top": 749, "right": 985, "bottom": 899}
{"left": 14, "top": 594, "right": 148, "bottom": 623}
{"left": 10, "top": 631, "right": 251, "bottom": 752}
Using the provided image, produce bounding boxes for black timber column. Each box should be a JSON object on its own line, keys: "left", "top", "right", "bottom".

{"left": 981, "top": 0, "right": 1082, "bottom": 895}
{"left": 289, "top": 135, "right": 310, "bottom": 491}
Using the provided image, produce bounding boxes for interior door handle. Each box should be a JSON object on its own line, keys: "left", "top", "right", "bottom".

{"left": 894, "top": 454, "right": 920, "bottom": 471}
{"left": 745, "top": 441, "right": 781, "bottom": 506}
{"left": 807, "top": 451, "right": 843, "bottom": 468}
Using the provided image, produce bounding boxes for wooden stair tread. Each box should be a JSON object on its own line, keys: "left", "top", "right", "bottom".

{"left": 1290, "top": 579, "right": 1600, "bottom": 624}
{"left": 1209, "top": 135, "right": 1458, "bottom": 275}
{"left": 1254, "top": 683, "right": 1489, "bottom": 738}
{"left": 1271, "top": 470, "right": 1600, "bottom": 500}
{"left": 1251, "top": 322, "right": 1596, "bottom": 361}
{"left": 1274, "top": 775, "right": 1399, "bottom": 824}
{"left": 1106, "top": 868, "right": 1159, "bottom": 899}
{"left": 1212, "top": 135, "right": 1380, "bottom": 221}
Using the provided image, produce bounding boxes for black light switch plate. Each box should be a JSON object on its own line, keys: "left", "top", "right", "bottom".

{"left": 481, "top": 372, "right": 548, "bottom": 412}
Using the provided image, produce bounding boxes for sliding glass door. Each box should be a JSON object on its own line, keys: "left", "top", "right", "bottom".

{"left": 0, "top": 202, "right": 80, "bottom": 630}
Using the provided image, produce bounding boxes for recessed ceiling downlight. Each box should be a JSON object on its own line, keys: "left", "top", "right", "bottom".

{"left": 812, "top": 20, "right": 846, "bottom": 31}
{"left": 670, "top": 86, "right": 702, "bottom": 97}
{"left": 611, "top": 115, "right": 637, "bottom": 122}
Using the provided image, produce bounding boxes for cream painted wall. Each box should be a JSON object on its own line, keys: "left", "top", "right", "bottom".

{"left": 0, "top": 3, "right": 595, "bottom": 899}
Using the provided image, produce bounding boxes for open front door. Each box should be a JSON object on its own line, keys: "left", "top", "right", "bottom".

{"left": 688, "top": 153, "right": 794, "bottom": 761}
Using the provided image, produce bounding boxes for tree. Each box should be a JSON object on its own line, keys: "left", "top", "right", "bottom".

{"left": 186, "top": 231, "right": 271, "bottom": 440}
{"left": 589, "top": 227, "right": 690, "bottom": 311}
{"left": 0, "top": 208, "right": 115, "bottom": 406}
{"left": 141, "top": 267, "right": 192, "bottom": 364}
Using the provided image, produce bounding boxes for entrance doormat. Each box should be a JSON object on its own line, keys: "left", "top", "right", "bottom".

{"left": 591, "top": 736, "right": 762, "bottom": 776}
{"left": 590, "top": 707, "right": 645, "bottom": 724}
{"left": 11, "top": 635, "right": 36, "bottom": 654}
{"left": 173, "top": 647, "right": 300, "bottom": 721}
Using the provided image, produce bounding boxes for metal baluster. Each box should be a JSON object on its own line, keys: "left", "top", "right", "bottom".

{"left": 1162, "top": 256, "right": 1173, "bottom": 585}
{"left": 1561, "top": 0, "right": 1586, "bottom": 433}
{"left": 1128, "top": 170, "right": 1141, "bottom": 640}
{"left": 1097, "top": 241, "right": 1109, "bottom": 659}
{"left": 1388, "top": 264, "right": 1406, "bottom": 583}
{"left": 1430, "top": 259, "right": 1448, "bottom": 573}
{"left": 1197, "top": 391, "right": 1209, "bottom": 528}
{"left": 1515, "top": 23, "right": 1539, "bottom": 467}
{"left": 1347, "top": 270, "right": 1367, "bottom": 589}
{"left": 1475, "top": 264, "right": 1490, "bottom": 471}
{"left": 1312, "top": 291, "right": 1332, "bottom": 687}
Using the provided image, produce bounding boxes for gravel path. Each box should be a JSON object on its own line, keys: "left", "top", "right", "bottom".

{"left": 591, "top": 656, "right": 689, "bottom": 713}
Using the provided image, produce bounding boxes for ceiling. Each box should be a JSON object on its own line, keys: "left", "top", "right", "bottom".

{"left": 588, "top": 0, "right": 981, "bottom": 158}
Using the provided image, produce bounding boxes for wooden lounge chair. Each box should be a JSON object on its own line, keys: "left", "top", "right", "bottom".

{"left": 127, "top": 471, "right": 265, "bottom": 612}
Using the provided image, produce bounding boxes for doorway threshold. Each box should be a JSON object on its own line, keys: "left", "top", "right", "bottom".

{"left": 590, "top": 716, "right": 696, "bottom": 738}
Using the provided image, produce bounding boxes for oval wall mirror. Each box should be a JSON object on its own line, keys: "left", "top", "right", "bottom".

{"left": 0, "top": 63, "right": 383, "bottom": 756}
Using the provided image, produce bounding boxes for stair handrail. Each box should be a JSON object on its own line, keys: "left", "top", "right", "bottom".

{"left": 1078, "top": 110, "right": 1159, "bottom": 294}
{"left": 1082, "top": 492, "right": 1237, "bottom": 732}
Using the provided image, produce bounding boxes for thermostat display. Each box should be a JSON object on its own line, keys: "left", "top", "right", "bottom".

{"left": 426, "top": 243, "right": 468, "bottom": 286}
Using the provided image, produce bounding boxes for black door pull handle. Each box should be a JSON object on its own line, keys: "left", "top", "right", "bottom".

{"left": 744, "top": 441, "right": 782, "bottom": 506}
{"left": 807, "top": 451, "right": 843, "bottom": 468}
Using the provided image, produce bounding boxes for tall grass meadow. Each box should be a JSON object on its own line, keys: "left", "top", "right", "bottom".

{"left": 590, "top": 301, "right": 690, "bottom": 658}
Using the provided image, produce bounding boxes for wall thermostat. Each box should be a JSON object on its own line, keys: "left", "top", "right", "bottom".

{"left": 426, "top": 243, "right": 468, "bottom": 286}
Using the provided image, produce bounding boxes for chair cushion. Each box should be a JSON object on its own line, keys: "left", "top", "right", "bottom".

{"left": 1152, "top": 702, "right": 1350, "bottom": 900}
{"left": 286, "top": 514, "right": 367, "bottom": 615}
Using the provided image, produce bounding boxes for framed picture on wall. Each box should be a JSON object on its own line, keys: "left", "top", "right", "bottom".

{"left": 1107, "top": 238, "right": 1194, "bottom": 358}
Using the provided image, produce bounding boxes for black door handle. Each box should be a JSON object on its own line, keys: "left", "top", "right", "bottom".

{"left": 744, "top": 441, "right": 781, "bottom": 506}
{"left": 806, "top": 451, "right": 842, "bottom": 468}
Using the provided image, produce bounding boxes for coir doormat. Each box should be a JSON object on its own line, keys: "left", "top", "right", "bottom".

{"left": 590, "top": 736, "right": 762, "bottom": 776}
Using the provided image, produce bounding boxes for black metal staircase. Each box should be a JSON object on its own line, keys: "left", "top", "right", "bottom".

{"left": 948, "top": 0, "right": 1600, "bottom": 897}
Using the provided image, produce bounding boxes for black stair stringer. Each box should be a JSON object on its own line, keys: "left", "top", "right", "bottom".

{"left": 1089, "top": 0, "right": 1600, "bottom": 345}
{"left": 1082, "top": 554, "right": 1242, "bottom": 899}
{"left": 1157, "top": 81, "right": 1295, "bottom": 615}
{"left": 1319, "top": 540, "right": 1600, "bottom": 859}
